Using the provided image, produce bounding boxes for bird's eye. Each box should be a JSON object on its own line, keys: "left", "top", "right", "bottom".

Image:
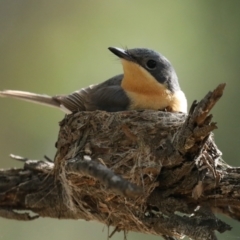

{"left": 146, "top": 60, "right": 157, "bottom": 69}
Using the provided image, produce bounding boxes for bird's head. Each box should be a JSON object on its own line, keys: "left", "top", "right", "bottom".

{"left": 108, "top": 47, "right": 180, "bottom": 93}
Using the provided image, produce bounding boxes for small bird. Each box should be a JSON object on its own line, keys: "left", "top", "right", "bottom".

{"left": 0, "top": 47, "right": 187, "bottom": 113}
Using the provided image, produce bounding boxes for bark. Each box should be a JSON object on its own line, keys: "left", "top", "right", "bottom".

{"left": 0, "top": 83, "right": 236, "bottom": 240}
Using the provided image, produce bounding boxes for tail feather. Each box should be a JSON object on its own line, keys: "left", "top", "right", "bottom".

{"left": 0, "top": 90, "right": 61, "bottom": 110}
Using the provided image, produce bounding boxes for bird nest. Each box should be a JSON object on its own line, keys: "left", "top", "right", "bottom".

{"left": 54, "top": 110, "right": 187, "bottom": 234}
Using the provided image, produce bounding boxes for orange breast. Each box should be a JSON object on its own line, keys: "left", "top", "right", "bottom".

{"left": 120, "top": 60, "right": 187, "bottom": 112}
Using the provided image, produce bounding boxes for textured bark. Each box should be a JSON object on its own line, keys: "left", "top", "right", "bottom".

{"left": 0, "top": 83, "right": 236, "bottom": 240}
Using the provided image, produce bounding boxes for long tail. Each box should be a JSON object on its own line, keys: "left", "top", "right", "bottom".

{"left": 0, "top": 90, "right": 63, "bottom": 110}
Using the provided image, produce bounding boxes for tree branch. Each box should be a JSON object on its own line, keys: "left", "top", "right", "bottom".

{"left": 1, "top": 83, "right": 236, "bottom": 239}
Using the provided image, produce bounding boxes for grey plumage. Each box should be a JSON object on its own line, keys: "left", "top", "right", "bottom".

{"left": 0, "top": 74, "right": 130, "bottom": 113}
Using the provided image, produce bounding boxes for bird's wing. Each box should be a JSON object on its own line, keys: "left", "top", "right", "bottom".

{"left": 53, "top": 87, "right": 90, "bottom": 112}
{"left": 54, "top": 74, "right": 129, "bottom": 112}
{"left": 87, "top": 85, "right": 130, "bottom": 111}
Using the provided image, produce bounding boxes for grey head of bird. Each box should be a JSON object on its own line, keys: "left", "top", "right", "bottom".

{"left": 108, "top": 47, "right": 180, "bottom": 93}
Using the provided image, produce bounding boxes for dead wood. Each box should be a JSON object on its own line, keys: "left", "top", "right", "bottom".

{"left": 0, "top": 83, "right": 237, "bottom": 240}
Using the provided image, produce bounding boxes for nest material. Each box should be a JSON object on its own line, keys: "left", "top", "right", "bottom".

{"left": 46, "top": 84, "right": 230, "bottom": 239}
{"left": 55, "top": 110, "right": 186, "bottom": 234}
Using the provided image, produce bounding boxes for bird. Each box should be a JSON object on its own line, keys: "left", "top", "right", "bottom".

{"left": 0, "top": 47, "right": 187, "bottom": 114}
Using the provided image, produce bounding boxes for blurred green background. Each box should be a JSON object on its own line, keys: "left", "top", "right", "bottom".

{"left": 0, "top": 0, "right": 240, "bottom": 239}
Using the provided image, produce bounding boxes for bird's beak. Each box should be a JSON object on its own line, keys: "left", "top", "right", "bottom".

{"left": 108, "top": 47, "right": 133, "bottom": 61}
